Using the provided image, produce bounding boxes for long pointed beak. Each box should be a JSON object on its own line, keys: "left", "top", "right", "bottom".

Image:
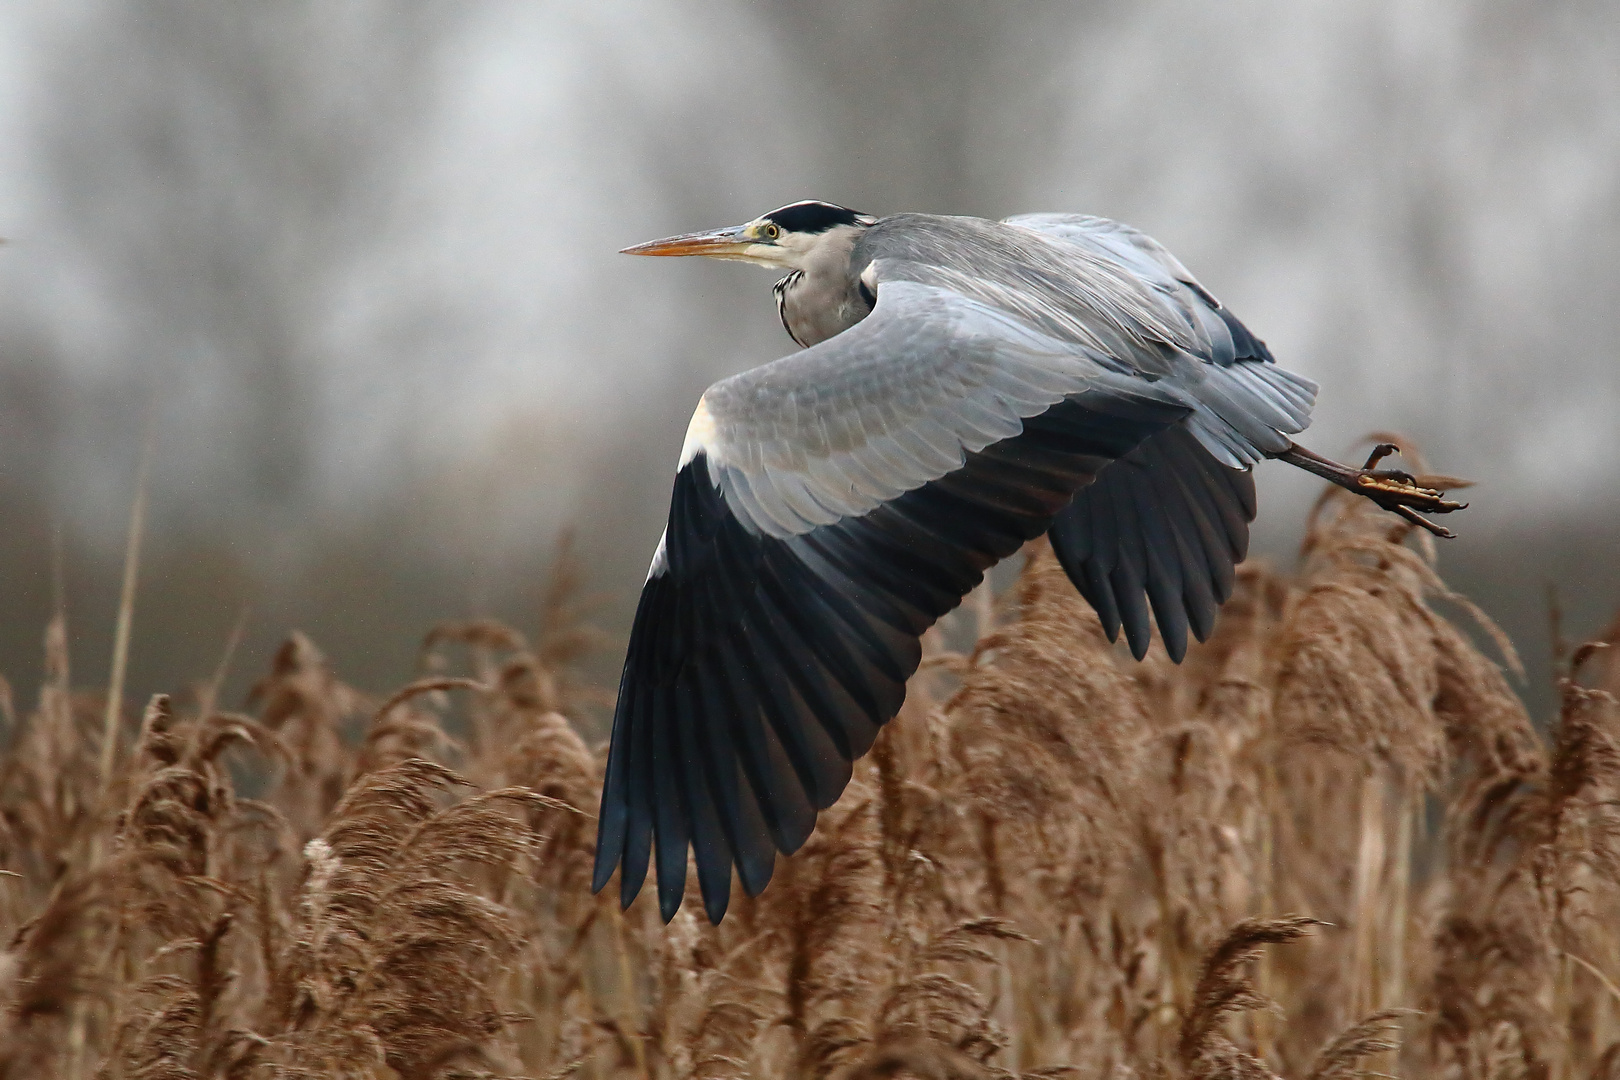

{"left": 620, "top": 224, "right": 753, "bottom": 258}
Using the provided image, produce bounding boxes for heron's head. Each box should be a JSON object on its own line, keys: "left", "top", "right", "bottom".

{"left": 622, "top": 200, "right": 875, "bottom": 271}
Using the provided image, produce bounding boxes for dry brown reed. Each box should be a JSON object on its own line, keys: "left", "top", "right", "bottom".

{"left": 0, "top": 480, "right": 1616, "bottom": 1079}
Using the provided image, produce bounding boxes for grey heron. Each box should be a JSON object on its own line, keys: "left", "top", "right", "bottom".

{"left": 593, "top": 200, "right": 1464, "bottom": 924}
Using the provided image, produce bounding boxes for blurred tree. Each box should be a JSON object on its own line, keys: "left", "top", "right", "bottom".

{"left": 0, "top": 0, "right": 1614, "bottom": 719}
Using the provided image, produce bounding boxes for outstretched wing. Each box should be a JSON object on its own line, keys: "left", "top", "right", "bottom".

{"left": 1049, "top": 425, "right": 1256, "bottom": 663}
{"left": 594, "top": 218, "right": 1316, "bottom": 925}
{"left": 597, "top": 395, "right": 1190, "bottom": 927}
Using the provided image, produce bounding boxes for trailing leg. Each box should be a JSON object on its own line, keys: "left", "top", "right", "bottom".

{"left": 1272, "top": 441, "right": 1467, "bottom": 538}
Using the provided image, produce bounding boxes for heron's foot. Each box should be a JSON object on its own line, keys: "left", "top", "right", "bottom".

{"left": 1276, "top": 441, "right": 1469, "bottom": 538}
{"left": 1352, "top": 470, "right": 1467, "bottom": 537}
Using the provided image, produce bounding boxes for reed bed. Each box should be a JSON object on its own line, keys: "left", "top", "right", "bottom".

{"left": 0, "top": 485, "right": 1616, "bottom": 1080}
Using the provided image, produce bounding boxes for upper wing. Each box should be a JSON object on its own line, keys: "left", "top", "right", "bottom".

{"left": 1002, "top": 213, "right": 1210, "bottom": 302}
{"left": 1000, "top": 213, "right": 1318, "bottom": 466}
{"left": 691, "top": 277, "right": 1181, "bottom": 538}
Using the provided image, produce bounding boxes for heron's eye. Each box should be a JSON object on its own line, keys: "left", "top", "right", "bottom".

{"left": 762, "top": 222, "right": 781, "bottom": 240}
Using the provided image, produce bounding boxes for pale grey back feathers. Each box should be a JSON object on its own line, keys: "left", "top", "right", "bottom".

{"left": 689, "top": 212, "right": 1317, "bottom": 540}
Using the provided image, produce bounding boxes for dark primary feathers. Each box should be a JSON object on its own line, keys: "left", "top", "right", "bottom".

{"left": 594, "top": 210, "right": 1316, "bottom": 923}
{"left": 1049, "top": 424, "right": 1256, "bottom": 663}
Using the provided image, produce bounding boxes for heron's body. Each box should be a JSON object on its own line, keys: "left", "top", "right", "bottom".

{"left": 594, "top": 201, "right": 1462, "bottom": 925}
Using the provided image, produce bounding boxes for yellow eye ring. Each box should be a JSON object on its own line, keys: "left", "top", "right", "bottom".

{"left": 762, "top": 222, "right": 781, "bottom": 240}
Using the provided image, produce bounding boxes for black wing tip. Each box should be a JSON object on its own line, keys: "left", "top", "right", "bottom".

{"left": 590, "top": 852, "right": 614, "bottom": 896}
{"left": 739, "top": 857, "right": 776, "bottom": 898}
{"left": 1125, "top": 626, "right": 1151, "bottom": 661}
{"left": 654, "top": 875, "right": 733, "bottom": 925}
{"left": 595, "top": 809, "right": 642, "bottom": 904}
{"left": 618, "top": 866, "right": 645, "bottom": 911}
{"left": 590, "top": 833, "right": 651, "bottom": 911}
{"left": 647, "top": 861, "right": 767, "bottom": 925}
{"left": 1111, "top": 566, "right": 1153, "bottom": 661}
{"left": 1162, "top": 631, "right": 1188, "bottom": 664}
{"left": 1188, "top": 604, "right": 1218, "bottom": 645}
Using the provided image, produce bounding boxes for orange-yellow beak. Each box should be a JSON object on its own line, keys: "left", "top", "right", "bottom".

{"left": 620, "top": 223, "right": 755, "bottom": 259}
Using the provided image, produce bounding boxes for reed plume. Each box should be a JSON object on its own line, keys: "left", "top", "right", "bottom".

{"left": 0, "top": 463, "right": 1611, "bottom": 1078}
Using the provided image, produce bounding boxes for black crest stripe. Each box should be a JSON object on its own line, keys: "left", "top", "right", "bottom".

{"left": 764, "top": 200, "right": 864, "bottom": 233}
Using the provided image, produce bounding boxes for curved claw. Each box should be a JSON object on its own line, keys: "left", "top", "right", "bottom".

{"left": 1362, "top": 442, "right": 1401, "bottom": 471}
{"left": 1394, "top": 504, "right": 1457, "bottom": 539}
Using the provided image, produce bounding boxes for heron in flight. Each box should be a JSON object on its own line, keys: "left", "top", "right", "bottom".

{"left": 593, "top": 200, "right": 1463, "bottom": 924}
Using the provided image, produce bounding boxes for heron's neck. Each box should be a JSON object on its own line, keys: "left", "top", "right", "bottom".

{"left": 773, "top": 227, "right": 872, "bottom": 348}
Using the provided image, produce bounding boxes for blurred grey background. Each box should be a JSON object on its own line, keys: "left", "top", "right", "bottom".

{"left": 0, "top": 0, "right": 1615, "bottom": 729}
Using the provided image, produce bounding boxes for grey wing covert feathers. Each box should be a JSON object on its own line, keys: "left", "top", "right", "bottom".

{"left": 593, "top": 212, "right": 1318, "bottom": 924}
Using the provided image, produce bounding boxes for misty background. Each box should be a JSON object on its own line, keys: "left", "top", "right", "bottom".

{"left": 0, "top": 0, "right": 1614, "bottom": 732}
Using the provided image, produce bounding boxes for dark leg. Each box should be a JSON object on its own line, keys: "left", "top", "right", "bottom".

{"left": 1272, "top": 441, "right": 1467, "bottom": 538}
